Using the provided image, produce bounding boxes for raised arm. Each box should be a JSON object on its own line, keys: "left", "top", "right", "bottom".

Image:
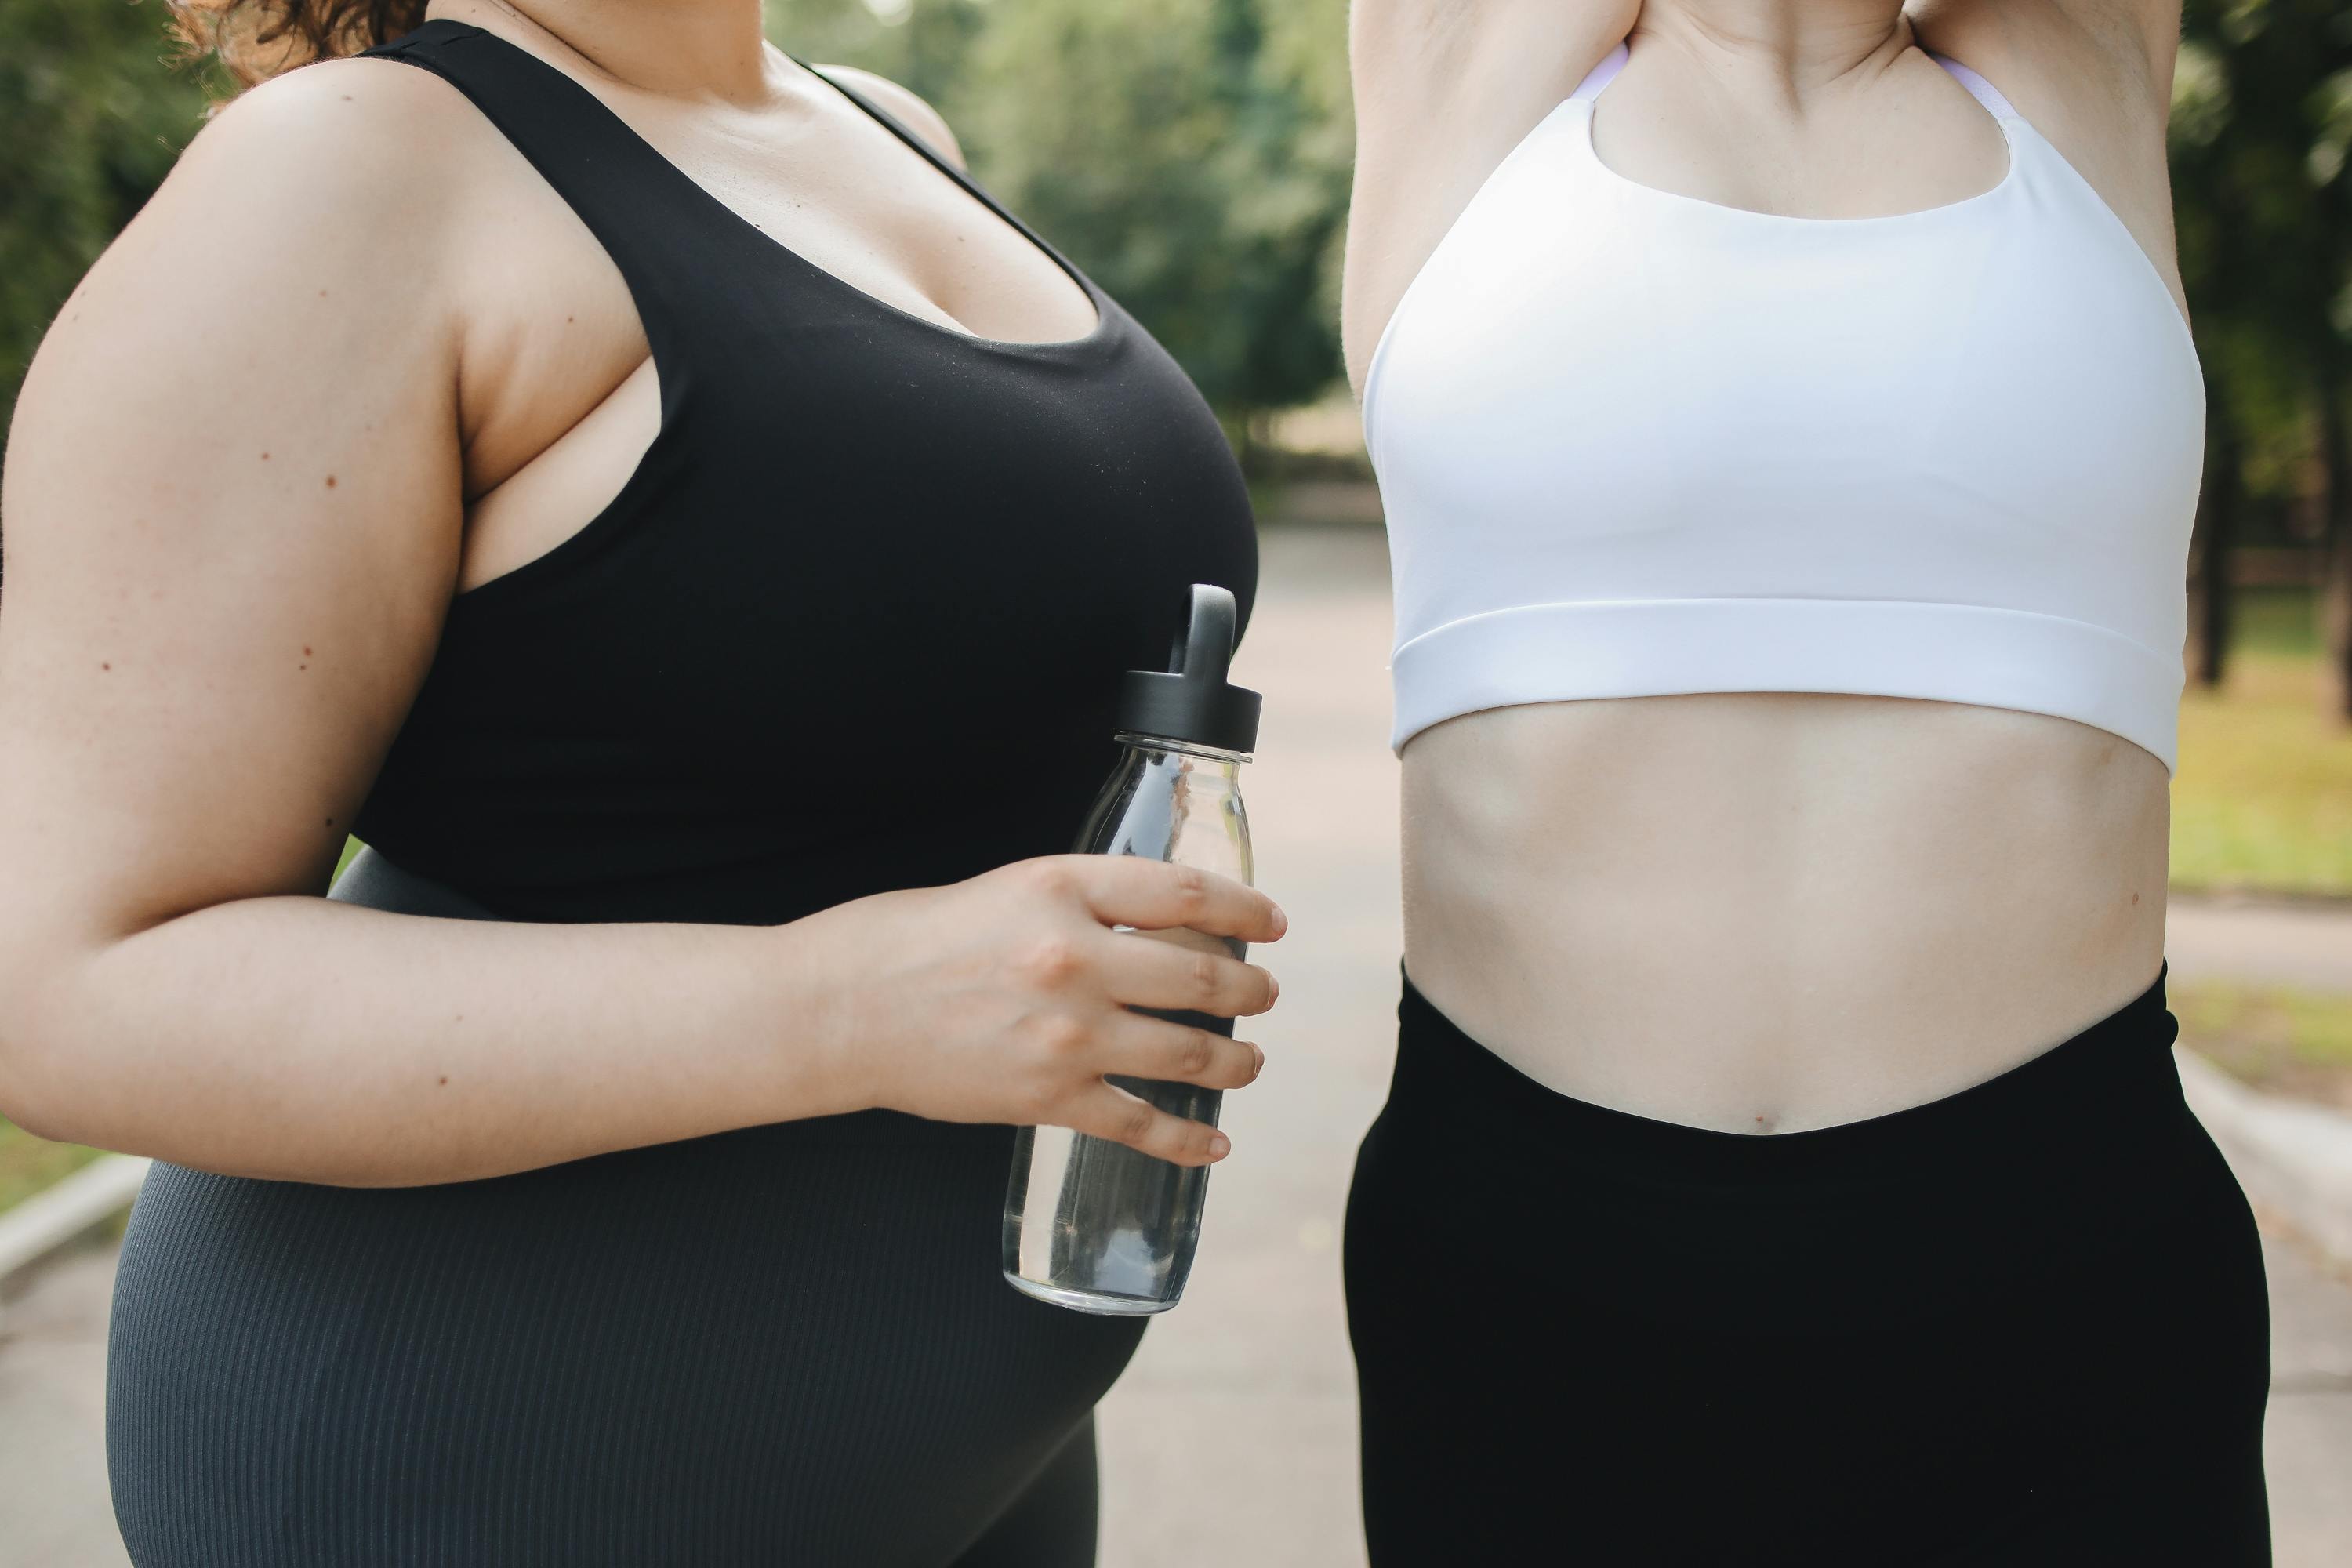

{"left": 1910, "top": 0, "right": 2187, "bottom": 317}
{"left": 0, "top": 62, "right": 1279, "bottom": 1187}
{"left": 1341, "top": 0, "right": 1639, "bottom": 390}
{"left": 1912, "top": 0, "right": 2183, "bottom": 103}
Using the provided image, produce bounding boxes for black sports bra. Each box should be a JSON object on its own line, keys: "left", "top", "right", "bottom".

{"left": 351, "top": 21, "right": 1258, "bottom": 925}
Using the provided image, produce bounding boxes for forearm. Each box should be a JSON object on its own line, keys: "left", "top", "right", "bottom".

{"left": 4, "top": 896, "right": 862, "bottom": 1186}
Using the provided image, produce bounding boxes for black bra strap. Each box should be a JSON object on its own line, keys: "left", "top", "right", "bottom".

{"left": 364, "top": 20, "right": 757, "bottom": 333}
{"left": 793, "top": 61, "right": 1098, "bottom": 305}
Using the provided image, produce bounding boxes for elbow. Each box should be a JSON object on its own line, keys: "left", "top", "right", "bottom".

{"left": 0, "top": 1051, "right": 59, "bottom": 1150}
{"left": 0, "top": 1087, "right": 80, "bottom": 1149}
{"left": 0, "top": 959, "right": 93, "bottom": 1146}
{"left": 0, "top": 1058, "right": 77, "bottom": 1149}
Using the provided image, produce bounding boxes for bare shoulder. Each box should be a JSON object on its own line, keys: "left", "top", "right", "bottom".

{"left": 107, "top": 55, "right": 506, "bottom": 321}
{"left": 24, "top": 56, "right": 477, "bottom": 428}
{"left": 815, "top": 65, "right": 966, "bottom": 170}
{"left": 6, "top": 50, "right": 478, "bottom": 615}
{"left": 182, "top": 54, "right": 503, "bottom": 205}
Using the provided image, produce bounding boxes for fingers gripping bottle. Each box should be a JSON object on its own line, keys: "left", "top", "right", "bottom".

{"left": 1003, "top": 583, "right": 1263, "bottom": 1315}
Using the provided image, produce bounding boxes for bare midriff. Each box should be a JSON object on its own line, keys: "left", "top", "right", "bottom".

{"left": 1400, "top": 693, "right": 2169, "bottom": 1134}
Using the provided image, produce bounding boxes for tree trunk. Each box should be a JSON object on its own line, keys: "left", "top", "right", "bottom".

{"left": 2321, "top": 372, "right": 2352, "bottom": 722}
{"left": 2188, "top": 412, "right": 2240, "bottom": 688}
{"left": 2327, "top": 500, "right": 2352, "bottom": 722}
{"left": 1228, "top": 409, "right": 1266, "bottom": 478}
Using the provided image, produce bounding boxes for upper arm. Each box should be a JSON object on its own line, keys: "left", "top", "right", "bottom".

{"left": 818, "top": 66, "right": 967, "bottom": 171}
{"left": 0, "top": 60, "right": 469, "bottom": 959}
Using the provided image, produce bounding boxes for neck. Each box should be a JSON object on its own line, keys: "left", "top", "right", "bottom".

{"left": 436, "top": 0, "right": 775, "bottom": 101}
{"left": 1631, "top": 0, "right": 1913, "bottom": 94}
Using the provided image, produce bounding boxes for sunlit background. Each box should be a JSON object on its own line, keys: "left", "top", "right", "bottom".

{"left": 3, "top": 1, "right": 2350, "bottom": 1563}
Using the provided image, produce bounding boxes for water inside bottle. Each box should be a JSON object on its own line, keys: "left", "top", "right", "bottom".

{"left": 1004, "top": 719, "right": 1254, "bottom": 1315}
{"left": 1004, "top": 937, "right": 1242, "bottom": 1313}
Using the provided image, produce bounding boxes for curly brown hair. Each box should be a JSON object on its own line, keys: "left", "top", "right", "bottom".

{"left": 166, "top": 0, "right": 430, "bottom": 87}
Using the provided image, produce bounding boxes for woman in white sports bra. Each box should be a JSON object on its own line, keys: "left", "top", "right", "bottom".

{"left": 1341, "top": 2, "right": 2269, "bottom": 1561}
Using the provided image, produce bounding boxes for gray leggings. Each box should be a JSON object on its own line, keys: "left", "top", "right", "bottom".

{"left": 106, "top": 851, "right": 1140, "bottom": 1566}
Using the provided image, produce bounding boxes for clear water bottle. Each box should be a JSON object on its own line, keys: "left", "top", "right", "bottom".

{"left": 1004, "top": 583, "right": 1262, "bottom": 1315}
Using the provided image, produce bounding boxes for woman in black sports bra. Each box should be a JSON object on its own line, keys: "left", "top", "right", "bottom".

{"left": 0, "top": 2, "right": 1279, "bottom": 1563}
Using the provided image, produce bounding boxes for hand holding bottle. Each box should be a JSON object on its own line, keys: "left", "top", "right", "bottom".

{"left": 812, "top": 853, "right": 1282, "bottom": 1165}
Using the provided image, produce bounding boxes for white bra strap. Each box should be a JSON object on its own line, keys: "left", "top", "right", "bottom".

{"left": 1930, "top": 54, "right": 2019, "bottom": 121}
{"left": 1569, "top": 43, "right": 1629, "bottom": 103}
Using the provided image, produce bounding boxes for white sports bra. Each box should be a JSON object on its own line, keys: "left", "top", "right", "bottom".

{"left": 1365, "top": 47, "right": 2204, "bottom": 768}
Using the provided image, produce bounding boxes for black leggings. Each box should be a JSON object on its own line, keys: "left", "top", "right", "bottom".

{"left": 107, "top": 852, "right": 1141, "bottom": 1566}
{"left": 1345, "top": 972, "right": 2272, "bottom": 1566}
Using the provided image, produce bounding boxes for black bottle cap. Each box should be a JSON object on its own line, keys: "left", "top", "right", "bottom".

{"left": 1115, "top": 583, "right": 1261, "bottom": 754}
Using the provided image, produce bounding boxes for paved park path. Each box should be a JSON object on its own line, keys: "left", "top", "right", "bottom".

{"left": 4, "top": 527, "right": 2348, "bottom": 1566}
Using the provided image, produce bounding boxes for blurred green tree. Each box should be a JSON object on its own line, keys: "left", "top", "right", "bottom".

{"left": 2174, "top": 0, "right": 2352, "bottom": 714}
